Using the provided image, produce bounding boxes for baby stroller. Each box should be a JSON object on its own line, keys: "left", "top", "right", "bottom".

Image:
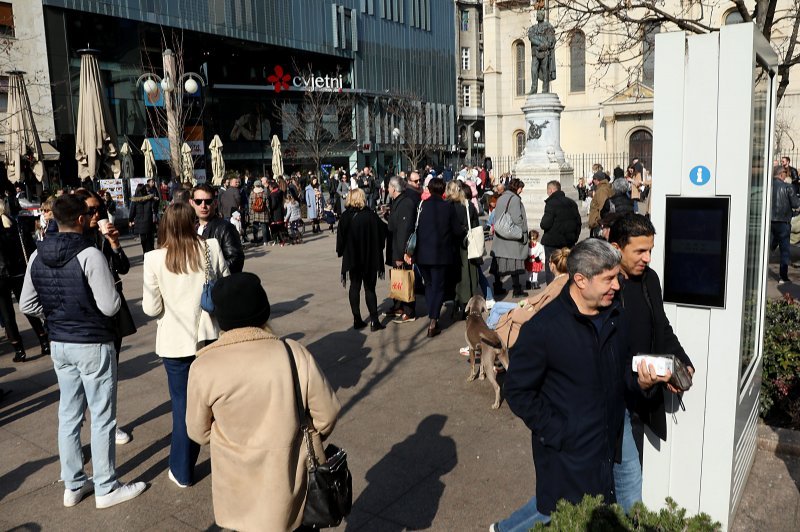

{"left": 288, "top": 219, "right": 304, "bottom": 245}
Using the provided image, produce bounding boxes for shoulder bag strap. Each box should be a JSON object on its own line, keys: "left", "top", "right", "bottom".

{"left": 203, "top": 240, "right": 212, "bottom": 282}
{"left": 464, "top": 200, "right": 472, "bottom": 229}
{"left": 17, "top": 225, "right": 28, "bottom": 265}
{"left": 284, "top": 339, "right": 318, "bottom": 470}
{"left": 413, "top": 201, "right": 423, "bottom": 232}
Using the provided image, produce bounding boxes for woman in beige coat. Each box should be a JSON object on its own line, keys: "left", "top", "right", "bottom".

{"left": 142, "top": 202, "right": 229, "bottom": 488}
{"left": 187, "top": 272, "right": 341, "bottom": 532}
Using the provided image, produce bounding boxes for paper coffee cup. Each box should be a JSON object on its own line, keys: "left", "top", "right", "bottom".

{"left": 98, "top": 219, "right": 110, "bottom": 235}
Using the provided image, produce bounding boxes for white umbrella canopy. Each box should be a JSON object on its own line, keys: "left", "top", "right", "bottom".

{"left": 119, "top": 141, "right": 134, "bottom": 181}
{"left": 75, "top": 49, "right": 120, "bottom": 180}
{"left": 210, "top": 134, "right": 225, "bottom": 186}
{"left": 181, "top": 142, "right": 195, "bottom": 185}
{"left": 271, "top": 134, "right": 283, "bottom": 178}
{"left": 3, "top": 71, "right": 45, "bottom": 182}
{"left": 140, "top": 138, "right": 156, "bottom": 179}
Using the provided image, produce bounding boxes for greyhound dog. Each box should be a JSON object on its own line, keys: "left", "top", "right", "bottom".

{"left": 465, "top": 295, "right": 509, "bottom": 409}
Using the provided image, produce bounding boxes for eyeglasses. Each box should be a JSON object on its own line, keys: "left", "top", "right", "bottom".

{"left": 192, "top": 198, "right": 214, "bottom": 206}
{"left": 86, "top": 207, "right": 99, "bottom": 216}
{"left": 410, "top": 179, "right": 420, "bottom": 184}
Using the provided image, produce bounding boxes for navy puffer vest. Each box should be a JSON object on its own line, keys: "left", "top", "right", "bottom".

{"left": 31, "top": 233, "right": 115, "bottom": 343}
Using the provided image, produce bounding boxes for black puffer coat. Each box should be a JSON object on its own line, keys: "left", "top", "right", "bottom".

{"left": 128, "top": 195, "right": 158, "bottom": 235}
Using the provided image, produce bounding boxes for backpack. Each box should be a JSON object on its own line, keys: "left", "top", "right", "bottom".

{"left": 252, "top": 192, "right": 266, "bottom": 213}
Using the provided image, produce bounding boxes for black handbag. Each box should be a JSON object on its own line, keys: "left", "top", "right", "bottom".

{"left": 284, "top": 341, "right": 352, "bottom": 528}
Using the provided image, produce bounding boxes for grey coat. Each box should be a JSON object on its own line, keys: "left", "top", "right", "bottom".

{"left": 492, "top": 190, "right": 528, "bottom": 260}
{"left": 337, "top": 180, "right": 350, "bottom": 213}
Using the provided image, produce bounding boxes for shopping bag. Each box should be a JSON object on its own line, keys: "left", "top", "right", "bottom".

{"left": 389, "top": 268, "right": 415, "bottom": 303}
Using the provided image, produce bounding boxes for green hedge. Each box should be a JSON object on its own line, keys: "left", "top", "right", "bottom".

{"left": 760, "top": 295, "right": 800, "bottom": 429}
{"left": 533, "top": 495, "right": 720, "bottom": 531}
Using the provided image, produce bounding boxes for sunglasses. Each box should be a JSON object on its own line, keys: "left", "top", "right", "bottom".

{"left": 192, "top": 198, "right": 214, "bottom": 206}
{"left": 86, "top": 207, "right": 99, "bottom": 216}
{"left": 410, "top": 179, "right": 420, "bottom": 184}
{"left": 42, "top": 209, "right": 51, "bottom": 213}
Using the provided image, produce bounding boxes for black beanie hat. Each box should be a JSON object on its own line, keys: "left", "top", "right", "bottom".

{"left": 211, "top": 272, "right": 271, "bottom": 331}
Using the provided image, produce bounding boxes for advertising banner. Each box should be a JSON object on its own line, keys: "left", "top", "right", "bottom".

{"left": 98, "top": 179, "right": 125, "bottom": 211}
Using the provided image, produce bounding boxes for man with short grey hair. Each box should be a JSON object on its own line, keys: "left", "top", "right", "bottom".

{"left": 492, "top": 238, "right": 668, "bottom": 531}
{"left": 386, "top": 174, "right": 417, "bottom": 322}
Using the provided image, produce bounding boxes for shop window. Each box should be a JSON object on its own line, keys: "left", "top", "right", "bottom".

{"left": 515, "top": 130, "right": 525, "bottom": 157}
{"left": 570, "top": 30, "right": 585, "bottom": 93}
{"left": 0, "top": 2, "right": 13, "bottom": 37}
{"left": 515, "top": 41, "right": 525, "bottom": 97}
{"left": 461, "top": 48, "right": 471, "bottom": 71}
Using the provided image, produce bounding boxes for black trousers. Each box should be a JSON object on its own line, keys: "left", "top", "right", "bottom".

{"left": 348, "top": 270, "right": 378, "bottom": 322}
{"left": 417, "top": 264, "right": 447, "bottom": 320}
{"left": 0, "top": 276, "right": 46, "bottom": 345}
{"left": 140, "top": 231, "right": 155, "bottom": 254}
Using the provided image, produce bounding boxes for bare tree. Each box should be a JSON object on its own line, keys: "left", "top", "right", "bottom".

{"left": 274, "top": 64, "right": 356, "bottom": 174}
{"left": 386, "top": 91, "right": 441, "bottom": 171}
{"left": 544, "top": 0, "right": 800, "bottom": 105}
{"left": 140, "top": 30, "right": 206, "bottom": 183}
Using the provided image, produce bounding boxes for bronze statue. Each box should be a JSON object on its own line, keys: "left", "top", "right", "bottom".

{"left": 527, "top": 10, "right": 556, "bottom": 94}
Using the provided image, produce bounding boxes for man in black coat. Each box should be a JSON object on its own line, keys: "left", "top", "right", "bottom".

{"left": 190, "top": 184, "right": 245, "bottom": 273}
{"left": 607, "top": 213, "right": 694, "bottom": 513}
{"left": 540, "top": 180, "right": 581, "bottom": 283}
{"left": 386, "top": 176, "right": 417, "bottom": 322}
{"left": 493, "top": 239, "right": 667, "bottom": 530}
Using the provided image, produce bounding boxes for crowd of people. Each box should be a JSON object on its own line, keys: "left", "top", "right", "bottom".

{"left": 2, "top": 152, "right": 795, "bottom": 531}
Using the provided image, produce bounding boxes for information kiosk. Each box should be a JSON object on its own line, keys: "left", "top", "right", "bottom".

{"left": 644, "top": 23, "right": 779, "bottom": 530}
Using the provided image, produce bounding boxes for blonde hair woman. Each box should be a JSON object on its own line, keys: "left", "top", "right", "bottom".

{"left": 336, "top": 187, "right": 387, "bottom": 331}
{"left": 445, "top": 180, "right": 480, "bottom": 319}
{"left": 142, "top": 202, "right": 230, "bottom": 488}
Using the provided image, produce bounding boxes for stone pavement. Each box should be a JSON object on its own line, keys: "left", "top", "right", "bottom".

{"left": 0, "top": 231, "right": 798, "bottom": 531}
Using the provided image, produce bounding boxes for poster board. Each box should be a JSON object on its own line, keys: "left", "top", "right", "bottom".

{"left": 98, "top": 179, "right": 125, "bottom": 211}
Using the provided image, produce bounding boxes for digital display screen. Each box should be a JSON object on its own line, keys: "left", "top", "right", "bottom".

{"left": 663, "top": 197, "right": 730, "bottom": 308}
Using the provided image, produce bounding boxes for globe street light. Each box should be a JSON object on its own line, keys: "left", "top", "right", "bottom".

{"left": 136, "top": 49, "right": 206, "bottom": 181}
{"left": 392, "top": 127, "right": 401, "bottom": 175}
{"left": 474, "top": 130, "right": 481, "bottom": 163}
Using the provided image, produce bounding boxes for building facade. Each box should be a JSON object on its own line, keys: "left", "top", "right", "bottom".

{"left": 483, "top": 0, "right": 800, "bottom": 176}
{"left": 2, "top": 0, "right": 456, "bottom": 186}
{"left": 455, "top": 0, "right": 484, "bottom": 162}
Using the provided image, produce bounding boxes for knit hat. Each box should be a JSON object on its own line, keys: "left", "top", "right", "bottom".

{"left": 253, "top": 181, "right": 264, "bottom": 189}
{"left": 211, "top": 272, "right": 271, "bottom": 331}
{"left": 593, "top": 171, "right": 609, "bottom": 182}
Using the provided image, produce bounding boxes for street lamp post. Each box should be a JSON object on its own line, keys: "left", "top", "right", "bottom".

{"left": 392, "top": 127, "right": 401, "bottom": 175}
{"left": 136, "top": 49, "right": 206, "bottom": 183}
{"left": 474, "top": 130, "right": 481, "bottom": 164}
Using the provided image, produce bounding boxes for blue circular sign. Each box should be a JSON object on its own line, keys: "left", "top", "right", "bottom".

{"left": 689, "top": 165, "right": 711, "bottom": 186}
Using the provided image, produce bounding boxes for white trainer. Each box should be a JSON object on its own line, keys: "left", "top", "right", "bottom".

{"left": 115, "top": 428, "right": 131, "bottom": 445}
{"left": 95, "top": 481, "right": 146, "bottom": 509}
{"left": 168, "top": 469, "right": 190, "bottom": 488}
{"left": 63, "top": 480, "right": 94, "bottom": 507}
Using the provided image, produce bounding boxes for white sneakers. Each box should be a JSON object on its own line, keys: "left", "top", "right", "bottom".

{"left": 486, "top": 299, "right": 496, "bottom": 310}
{"left": 115, "top": 428, "right": 131, "bottom": 445}
{"left": 94, "top": 481, "right": 147, "bottom": 509}
{"left": 63, "top": 480, "right": 94, "bottom": 507}
{"left": 64, "top": 480, "right": 146, "bottom": 509}
{"left": 168, "top": 469, "right": 190, "bottom": 488}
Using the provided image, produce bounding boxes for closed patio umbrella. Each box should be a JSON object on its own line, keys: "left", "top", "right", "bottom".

{"left": 120, "top": 140, "right": 134, "bottom": 181}
{"left": 210, "top": 134, "right": 225, "bottom": 186}
{"left": 181, "top": 142, "right": 194, "bottom": 185}
{"left": 3, "top": 70, "right": 45, "bottom": 183}
{"left": 271, "top": 134, "right": 283, "bottom": 178}
{"left": 75, "top": 49, "right": 120, "bottom": 181}
{"left": 141, "top": 138, "right": 156, "bottom": 179}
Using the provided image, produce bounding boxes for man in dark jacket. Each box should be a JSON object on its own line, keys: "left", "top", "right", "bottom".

{"left": 608, "top": 213, "right": 694, "bottom": 513}
{"left": 191, "top": 184, "right": 245, "bottom": 273}
{"left": 218, "top": 177, "right": 242, "bottom": 220}
{"left": 770, "top": 168, "right": 800, "bottom": 284}
{"left": 386, "top": 176, "right": 417, "bottom": 322}
{"left": 540, "top": 180, "right": 581, "bottom": 283}
{"left": 493, "top": 238, "right": 666, "bottom": 530}
{"left": 19, "top": 195, "right": 146, "bottom": 509}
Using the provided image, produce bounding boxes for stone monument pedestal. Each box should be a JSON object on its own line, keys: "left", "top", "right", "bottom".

{"left": 513, "top": 92, "right": 575, "bottom": 233}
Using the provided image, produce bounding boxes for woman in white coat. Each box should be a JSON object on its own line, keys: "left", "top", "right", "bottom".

{"left": 143, "top": 202, "right": 229, "bottom": 488}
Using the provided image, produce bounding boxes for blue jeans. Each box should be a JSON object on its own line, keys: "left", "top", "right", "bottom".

{"left": 163, "top": 356, "right": 201, "bottom": 485}
{"left": 486, "top": 302, "right": 518, "bottom": 329}
{"left": 478, "top": 268, "right": 494, "bottom": 301}
{"left": 770, "top": 221, "right": 791, "bottom": 281}
{"left": 51, "top": 341, "right": 118, "bottom": 495}
{"left": 497, "top": 496, "right": 551, "bottom": 531}
{"left": 613, "top": 410, "right": 643, "bottom": 513}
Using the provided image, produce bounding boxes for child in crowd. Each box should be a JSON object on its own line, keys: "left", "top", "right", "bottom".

{"left": 284, "top": 195, "right": 303, "bottom": 244}
{"left": 323, "top": 201, "right": 337, "bottom": 233}
{"left": 526, "top": 230, "right": 545, "bottom": 290}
